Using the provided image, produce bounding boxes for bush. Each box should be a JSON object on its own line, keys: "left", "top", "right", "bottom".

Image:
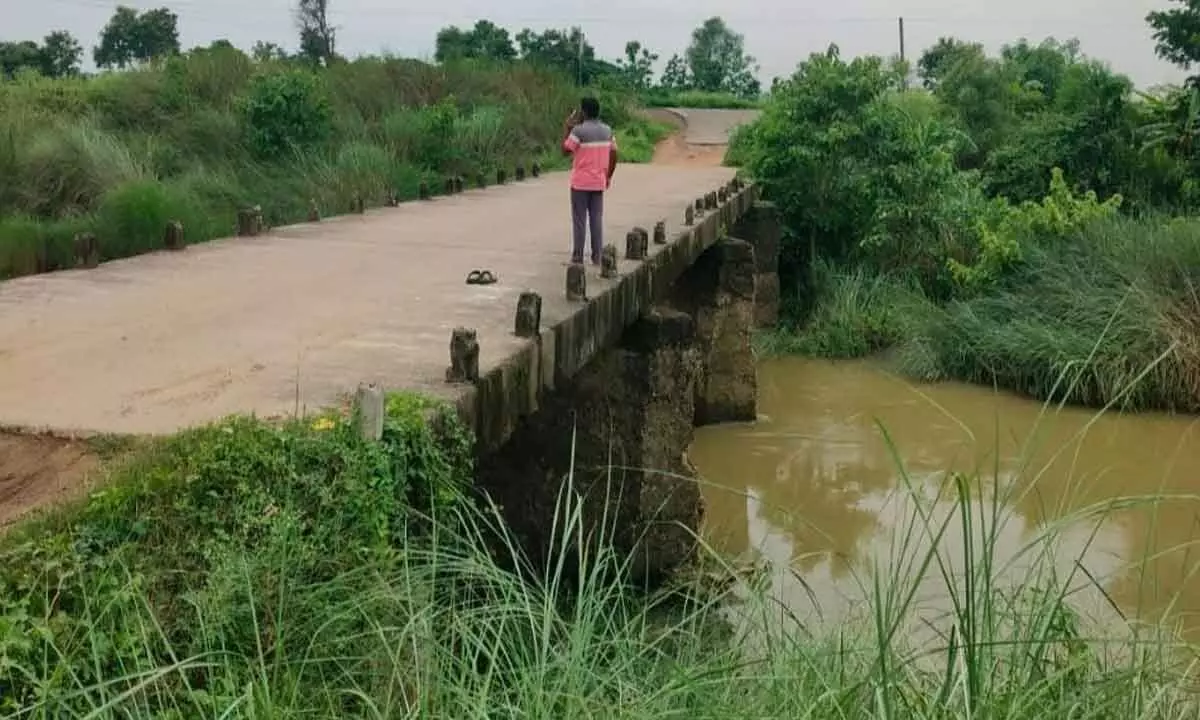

{"left": 736, "top": 48, "right": 983, "bottom": 297}
{"left": 93, "top": 179, "right": 206, "bottom": 258}
{"left": 239, "top": 68, "right": 333, "bottom": 158}
{"left": 615, "top": 118, "right": 673, "bottom": 163}
{"left": 0, "top": 394, "right": 471, "bottom": 714}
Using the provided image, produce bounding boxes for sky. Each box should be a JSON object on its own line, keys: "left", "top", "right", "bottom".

{"left": 4, "top": 0, "right": 1190, "bottom": 89}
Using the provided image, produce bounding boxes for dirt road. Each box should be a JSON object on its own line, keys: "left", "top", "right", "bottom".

{"left": 647, "top": 108, "right": 761, "bottom": 166}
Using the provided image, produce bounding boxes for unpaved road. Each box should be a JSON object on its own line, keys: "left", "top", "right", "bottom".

{"left": 0, "top": 108, "right": 754, "bottom": 525}
{"left": 667, "top": 108, "right": 760, "bottom": 146}
{"left": 646, "top": 108, "right": 760, "bottom": 166}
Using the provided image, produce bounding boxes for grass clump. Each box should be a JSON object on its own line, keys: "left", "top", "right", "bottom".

{"left": 615, "top": 118, "right": 674, "bottom": 163}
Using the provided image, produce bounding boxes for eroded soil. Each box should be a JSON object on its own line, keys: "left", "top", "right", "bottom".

{"left": 0, "top": 432, "right": 98, "bottom": 527}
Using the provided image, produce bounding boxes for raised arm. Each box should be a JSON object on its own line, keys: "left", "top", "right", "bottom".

{"left": 607, "top": 137, "right": 619, "bottom": 187}
{"left": 562, "top": 110, "right": 582, "bottom": 156}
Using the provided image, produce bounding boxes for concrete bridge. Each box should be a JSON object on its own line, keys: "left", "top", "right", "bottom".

{"left": 0, "top": 110, "right": 779, "bottom": 577}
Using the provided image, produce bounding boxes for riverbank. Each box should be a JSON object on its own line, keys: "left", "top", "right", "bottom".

{"left": 757, "top": 212, "right": 1200, "bottom": 413}
{"left": 730, "top": 46, "right": 1200, "bottom": 414}
{"left": 3, "top": 387, "right": 1197, "bottom": 716}
{"left": 0, "top": 49, "right": 668, "bottom": 281}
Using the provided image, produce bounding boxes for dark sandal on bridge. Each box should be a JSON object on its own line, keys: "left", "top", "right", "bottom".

{"left": 465, "top": 269, "right": 497, "bottom": 285}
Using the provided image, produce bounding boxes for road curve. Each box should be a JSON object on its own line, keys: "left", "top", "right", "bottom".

{"left": 665, "top": 108, "right": 761, "bottom": 146}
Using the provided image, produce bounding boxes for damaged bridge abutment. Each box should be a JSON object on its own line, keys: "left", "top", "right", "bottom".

{"left": 469, "top": 190, "right": 782, "bottom": 585}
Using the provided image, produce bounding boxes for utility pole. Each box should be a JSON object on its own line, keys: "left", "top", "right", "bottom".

{"left": 898, "top": 16, "right": 908, "bottom": 90}
{"left": 577, "top": 30, "right": 584, "bottom": 86}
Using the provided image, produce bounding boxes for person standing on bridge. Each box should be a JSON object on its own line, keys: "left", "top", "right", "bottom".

{"left": 562, "top": 96, "right": 618, "bottom": 266}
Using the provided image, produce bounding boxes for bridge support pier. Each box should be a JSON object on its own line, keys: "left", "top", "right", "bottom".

{"left": 681, "top": 238, "right": 758, "bottom": 425}
{"left": 475, "top": 307, "right": 704, "bottom": 585}
{"left": 733, "top": 201, "right": 782, "bottom": 328}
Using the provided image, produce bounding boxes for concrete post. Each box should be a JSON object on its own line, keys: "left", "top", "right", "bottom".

{"left": 514, "top": 291, "right": 542, "bottom": 337}
{"left": 355, "top": 383, "right": 385, "bottom": 441}
{"left": 74, "top": 233, "right": 100, "bottom": 268}
{"left": 733, "top": 201, "right": 783, "bottom": 328}
{"left": 445, "top": 328, "right": 480, "bottom": 383}
{"left": 164, "top": 221, "right": 185, "bottom": 251}
{"left": 237, "top": 206, "right": 262, "bottom": 237}
{"left": 601, "top": 245, "right": 618, "bottom": 278}
{"left": 566, "top": 263, "right": 587, "bottom": 301}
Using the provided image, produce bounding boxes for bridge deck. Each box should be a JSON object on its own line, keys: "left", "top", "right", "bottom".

{"left": 0, "top": 164, "right": 735, "bottom": 436}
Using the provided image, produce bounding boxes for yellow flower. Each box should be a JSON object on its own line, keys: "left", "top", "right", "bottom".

{"left": 311, "top": 417, "right": 336, "bottom": 431}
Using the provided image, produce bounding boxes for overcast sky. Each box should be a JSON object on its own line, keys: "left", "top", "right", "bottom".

{"left": 4, "top": 0, "right": 1189, "bottom": 88}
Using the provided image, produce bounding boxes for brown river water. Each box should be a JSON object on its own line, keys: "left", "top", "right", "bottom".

{"left": 690, "top": 357, "right": 1200, "bottom": 639}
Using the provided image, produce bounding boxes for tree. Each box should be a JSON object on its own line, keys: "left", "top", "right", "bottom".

{"left": 1148, "top": 0, "right": 1200, "bottom": 84}
{"left": 252, "top": 41, "right": 289, "bottom": 62}
{"left": 435, "top": 20, "right": 516, "bottom": 63}
{"left": 39, "top": 31, "right": 82, "bottom": 77}
{"left": 618, "top": 40, "right": 658, "bottom": 90}
{"left": 735, "top": 45, "right": 981, "bottom": 298}
{"left": 296, "top": 0, "right": 336, "bottom": 66}
{"left": 241, "top": 69, "right": 333, "bottom": 157}
{"left": 515, "top": 27, "right": 615, "bottom": 85}
{"left": 917, "top": 37, "right": 984, "bottom": 89}
{"left": 1001, "top": 37, "right": 1080, "bottom": 100}
{"left": 0, "top": 41, "right": 43, "bottom": 78}
{"left": 93, "top": 5, "right": 179, "bottom": 68}
{"left": 684, "top": 17, "right": 759, "bottom": 98}
{"left": 660, "top": 53, "right": 689, "bottom": 90}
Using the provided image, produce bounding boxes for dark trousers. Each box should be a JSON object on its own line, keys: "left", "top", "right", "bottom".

{"left": 570, "top": 189, "right": 604, "bottom": 263}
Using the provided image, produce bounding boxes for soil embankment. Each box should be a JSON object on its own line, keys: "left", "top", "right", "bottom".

{"left": 0, "top": 433, "right": 97, "bottom": 526}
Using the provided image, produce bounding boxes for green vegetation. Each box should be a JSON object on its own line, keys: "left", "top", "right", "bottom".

{"left": 11, "top": 6, "right": 1200, "bottom": 717}
{"left": 3, "top": 398, "right": 1196, "bottom": 716}
{"left": 643, "top": 89, "right": 763, "bottom": 109}
{"left": 733, "top": 16, "right": 1200, "bottom": 412}
{"left": 0, "top": 394, "right": 472, "bottom": 715}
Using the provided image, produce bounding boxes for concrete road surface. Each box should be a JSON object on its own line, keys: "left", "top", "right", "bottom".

{"left": 0, "top": 164, "right": 735, "bottom": 436}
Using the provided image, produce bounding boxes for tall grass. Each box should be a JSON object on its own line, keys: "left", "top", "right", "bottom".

{"left": 3, "top": 399, "right": 1199, "bottom": 716}
{"left": 775, "top": 216, "right": 1200, "bottom": 413}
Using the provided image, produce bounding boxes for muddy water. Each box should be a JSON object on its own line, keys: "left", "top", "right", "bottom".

{"left": 690, "top": 358, "right": 1200, "bottom": 638}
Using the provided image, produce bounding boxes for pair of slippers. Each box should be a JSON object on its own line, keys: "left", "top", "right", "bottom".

{"left": 465, "top": 270, "right": 498, "bottom": 285}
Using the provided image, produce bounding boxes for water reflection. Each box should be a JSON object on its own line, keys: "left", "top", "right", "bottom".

{"left": 691, "top": 358, "right": 1200, "bottom": 637}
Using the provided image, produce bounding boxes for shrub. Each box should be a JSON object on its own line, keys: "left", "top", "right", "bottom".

{"left": 0, "top": 395, "right": 471, "bottom": 714}
{"left": 239, "top": 68, "right": 333, "bottom": 158}
{"left": 93, "top": 179, "right": 203, "bottom": 257}
{"left": 12, "top": 118, "right": 149, "bottom": 217}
